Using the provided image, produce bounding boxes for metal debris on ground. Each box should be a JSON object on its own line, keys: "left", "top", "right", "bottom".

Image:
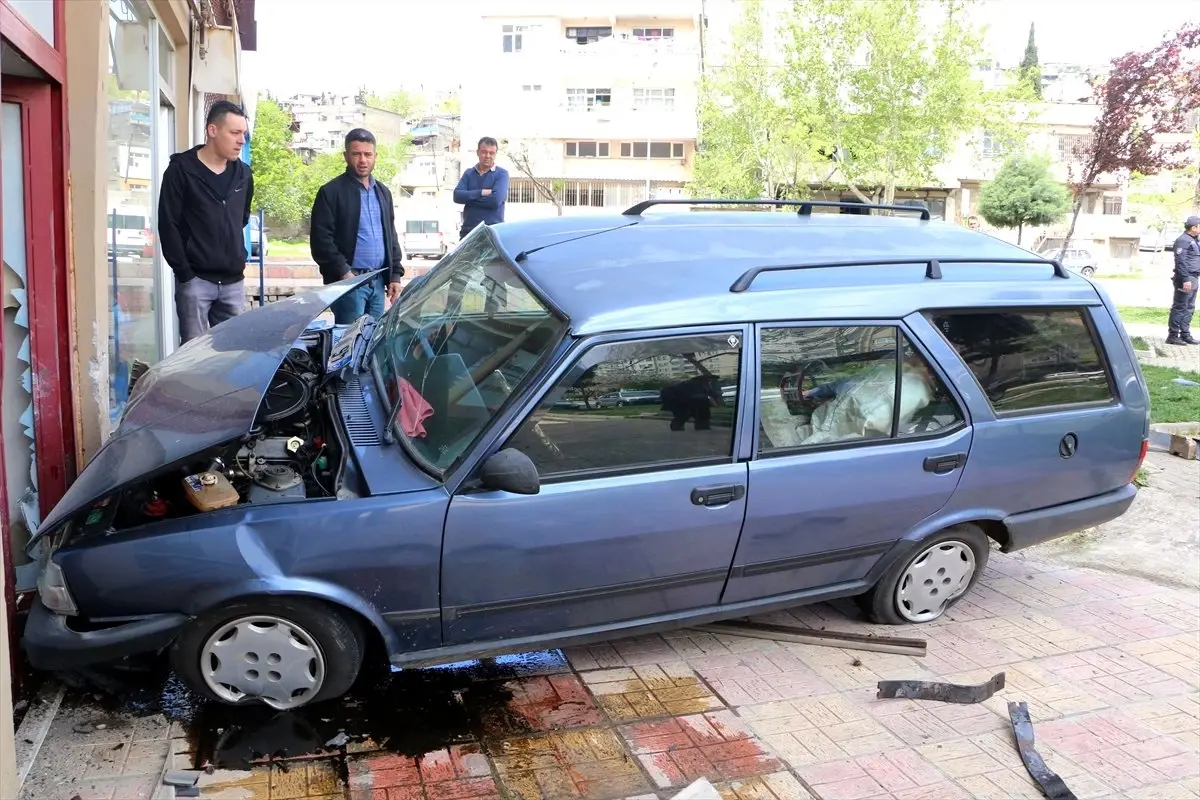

{"left": 324, "top": 731, "right": 349, "bottom": 748}
{"left": 694, "top": 621, "right": 927, "bottom": 656}
{"left": 876, "top": 672, "right": 1006, "bottom": 704}
{"left": 1008, "top": 701, "right": 1078, "bottom": 800}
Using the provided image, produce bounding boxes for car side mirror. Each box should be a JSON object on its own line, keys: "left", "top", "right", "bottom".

{"left": 478, "top": 448, "right": 540, "bottom": 495}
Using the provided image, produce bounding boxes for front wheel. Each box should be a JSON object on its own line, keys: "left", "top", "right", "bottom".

{"left": 1080, "top": 266, "right": 1096, "bottom": 277}
{"left": 858, "top": 525, "right": 989, "bottom": 624}
{"left": 171, "top": 597, "right": 363, "bottom": 710}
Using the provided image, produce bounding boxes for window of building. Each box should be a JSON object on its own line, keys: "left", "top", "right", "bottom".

{"left": 502, "top": 24, "right": 529, "bottom": 53}
{"left": 980, "top": 131, "right": 1005, "bottom": 160}
{"left": 566, "top": 88, "right": 612, "bottom": 111}
{"left": 508, "top": 334, "right": 742, "bottom": 478}
{"left": 1103, "top": 196, "right": 1123, "bottom": 215}
{"left": 632, "top": 27, "right": 674, "bottom": 40}
{"left": 620, "top": 141, "right": 685, "bottom": 159}
{"left": 565, "top": 141, "right": 610, "bottom": 158}
{"left": 565, "top": 26, "right": 612, "bottom": 45}
{"left": 926, "top": 309, "right": 1112, "bottom": 414}
{"left": 758, "top": 327, "right": 963, "bottom": 452}
{"left": 522, "top": 85, "right": 542, "bottom": 92}
{"left": 633, "top": 88, "right": 676, "bottom": 110}
{"left": 1056, "top": 134, "right": 1094, "bottom": 163}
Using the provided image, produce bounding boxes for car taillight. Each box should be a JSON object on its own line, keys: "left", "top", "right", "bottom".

{"left": 1129, "top": 437, "right": 1149, "bottom": 484}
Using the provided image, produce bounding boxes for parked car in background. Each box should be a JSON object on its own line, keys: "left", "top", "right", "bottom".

{"left": 24, "top": 200, "right": 1148, "bottom": 711}
{"left": 402, "top": 218, "right": 448, "bottom": 259}
{"left": 106, "top": 207, "right": 151, "bottom": 259}
{"left": 249, "top": 215, "right": 268, "bottom": 259}
{"left": 597, "top": 389, "right": 661, "bottom": 407}
{"left": 1042, "top": 246, "right": 1098, "bottom": 277}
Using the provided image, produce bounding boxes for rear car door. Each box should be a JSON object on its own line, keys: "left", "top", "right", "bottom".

{"left": 724, "top": 322, "right": 973, "bottom": 604}
{"left": 441, "top": 327, "right": 752, "bottom": 644}
{"left": 920, "top": 306, "right": 1142, "bottom": 513}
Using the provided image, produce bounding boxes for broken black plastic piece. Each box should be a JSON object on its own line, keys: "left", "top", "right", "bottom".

{"left": 1008, "top": 701, "right": 1078, "bottom": 800}
{"left": 877, "top": 672, "right": 1006, "bottom": 704}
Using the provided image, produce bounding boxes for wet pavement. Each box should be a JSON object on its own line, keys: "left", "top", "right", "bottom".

{"left": 15, "top": 547, "right": 1200, "bottom": 800}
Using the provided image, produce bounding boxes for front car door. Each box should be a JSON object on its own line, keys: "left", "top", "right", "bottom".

{"left": 724, "top": 321, "right": 974, "bottom": 604}
{"left": 441, "top": 327, "right": 752, "bottom": 644}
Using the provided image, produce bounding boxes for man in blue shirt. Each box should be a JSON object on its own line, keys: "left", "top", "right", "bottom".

{"left": 454, "top": 136, "right": 509, "bottom": 239}
{"left": 310, "top": 129, "right": 404, "bottom": 324}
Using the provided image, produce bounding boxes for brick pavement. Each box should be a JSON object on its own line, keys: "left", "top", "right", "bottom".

{"left": 18, "top": 547, "right": 1200, "bottom": 800}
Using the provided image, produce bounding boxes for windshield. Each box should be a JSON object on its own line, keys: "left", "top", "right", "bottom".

{"left": 369, "top": 232, "right": 565, "bottom": 474}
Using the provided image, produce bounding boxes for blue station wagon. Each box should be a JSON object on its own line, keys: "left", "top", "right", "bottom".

{"left": 23, "top": 199, "right": 1150, "bottom": 710}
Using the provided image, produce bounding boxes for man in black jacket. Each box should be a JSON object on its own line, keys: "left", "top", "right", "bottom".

{"left": 309, "top": 129, "right": 404, "bottom": 324}
{"left": 158, "top": 100, "right": 254, "bottom": 343}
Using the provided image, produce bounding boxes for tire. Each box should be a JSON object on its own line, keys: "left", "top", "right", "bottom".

{"left": 857, "top": 524, "right": 989, "bottom": 625}
{"left": 1080, "top": 266, "right": 1096, "bottom": 277}
{"left": 171, "top": 597, "right": 363, "bottom": 710}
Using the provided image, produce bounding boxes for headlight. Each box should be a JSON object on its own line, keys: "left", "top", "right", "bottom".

{"left": 37, "top": 559, "right": 78, "bottom": 616}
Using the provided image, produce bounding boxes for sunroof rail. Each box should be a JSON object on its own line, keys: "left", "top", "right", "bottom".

{"left": 730, "top": 257, "right": 1070, "bottom": 293}
{"left": 796, "top": 200, "right": 931, "bottom": 220}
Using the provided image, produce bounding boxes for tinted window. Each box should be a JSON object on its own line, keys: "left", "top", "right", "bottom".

{"left": 405, "top": 220, "right": 439, "bottom": 234}
{"left": 508, "top": 334, "right": 743, "bottom": 477}
{"left": 926, "top": 309, "right": 1112, "bottom": 413}
{"left": 758, "top": 326, "right": 963, "bottom": 453}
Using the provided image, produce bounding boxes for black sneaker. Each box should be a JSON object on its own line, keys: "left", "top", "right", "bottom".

{"left": 1166, "top": 333, "right": 1185, "bottom": 345}
{"left": 1182, "top": 333, "right": 1199, "bottom": 345}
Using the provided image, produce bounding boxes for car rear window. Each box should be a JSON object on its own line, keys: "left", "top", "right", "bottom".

{"left": 405, "top": 220, "right": 439, "bottom": 234}
{"left": 926, "top": 309, "right": 1113, "bottom": 413}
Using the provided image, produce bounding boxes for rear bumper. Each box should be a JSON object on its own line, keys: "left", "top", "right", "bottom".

{"left": 1001, "top": 483, "right": 1137, "bottom": 552}
{"left": 22, "top": 599, "right": 188, "bottom": 671}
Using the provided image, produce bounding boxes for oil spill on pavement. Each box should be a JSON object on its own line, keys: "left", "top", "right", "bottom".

{"left": 99, "top": 649, "right": 574, "bottom": 768}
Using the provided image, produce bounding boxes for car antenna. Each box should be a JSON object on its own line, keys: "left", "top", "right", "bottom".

{"left": 513, "top": 220, "right": 639, "bottom": 262}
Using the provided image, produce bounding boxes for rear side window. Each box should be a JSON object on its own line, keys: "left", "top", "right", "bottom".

{"left": 926, "top": 309, "right": 1112, "bottom": 413}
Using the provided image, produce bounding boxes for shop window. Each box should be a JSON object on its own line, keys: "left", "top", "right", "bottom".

{"left": 107, "top": 0, "right": 159, "bottom": 423}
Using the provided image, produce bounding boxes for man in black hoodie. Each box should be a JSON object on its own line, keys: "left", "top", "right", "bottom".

{"left": 158, "top": 100, "right": 255, "bottom": 343}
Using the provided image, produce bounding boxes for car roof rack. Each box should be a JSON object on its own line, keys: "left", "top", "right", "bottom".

{"left": 730, "top": 256, "right": 1070, "bottom": 293}
{"left": 795, "top": 200, "right": 931, "bottom": 221}
{"left": 621, "top": 198, "right": 931, "bottom": 220}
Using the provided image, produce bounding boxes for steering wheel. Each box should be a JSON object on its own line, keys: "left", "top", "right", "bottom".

{"left": 780, "top": 359, "right": 829, "bottom": 414}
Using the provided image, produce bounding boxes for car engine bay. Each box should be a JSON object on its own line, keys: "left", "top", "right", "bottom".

{"left": 71, "top": 331, "right": 352, "bottom": 539}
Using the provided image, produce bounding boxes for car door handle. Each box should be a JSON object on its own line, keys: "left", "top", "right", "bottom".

{"left": 691, "top": 485, "right": 746, "bottom": 507}
{"left": 923, "top": 454, "right": 965, "bottom": 474}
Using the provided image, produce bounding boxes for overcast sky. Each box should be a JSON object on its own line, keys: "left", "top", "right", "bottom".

{"left": 243, "top": 0, "right": 1194, "bottom": 97}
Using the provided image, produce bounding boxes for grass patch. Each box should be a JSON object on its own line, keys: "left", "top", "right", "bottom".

{"left": 267, "top": 237, "right": 313, "bottom": 260}
{"left": 1118, "top": 306, "right": 1169, "bottom": 327}
{"left": 1134, "top": 467, "right": 1150, "bottom": 488}
{"left": 1142, "top": 364, "right": 1200, "bottom": 424}
{"left": 1129, "top": 336, "right": 1149, "bottom": 351}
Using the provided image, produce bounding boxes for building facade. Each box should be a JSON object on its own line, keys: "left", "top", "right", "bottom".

{"left": 459, "top": 0, "right": 704, "bottom": 220}
{"left": 1, "top": 2, "right": 254, "bottom": 783}
{"left": 284, "top": 91, "right": 409, "bottom": 163}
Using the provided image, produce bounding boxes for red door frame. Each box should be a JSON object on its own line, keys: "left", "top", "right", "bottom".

{"left": 2, "top": 0, "right": 75, "bottom": 692}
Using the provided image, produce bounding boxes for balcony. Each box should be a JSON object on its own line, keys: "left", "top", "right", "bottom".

{"left": 503, "top": 36, "right": 700, "bottom": 80}
{"left": 515, "top": 104, "right": 697, "bottom": 141}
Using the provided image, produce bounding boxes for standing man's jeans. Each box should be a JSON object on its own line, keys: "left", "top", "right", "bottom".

{"left": 1168, "top": 278, "right": 1199, "bottom": 337}
{"left": 177, "top": 277, "right": 245, "bottom": 344}
{"left": 330, "top": 271, "right": 386, "bottom": 325}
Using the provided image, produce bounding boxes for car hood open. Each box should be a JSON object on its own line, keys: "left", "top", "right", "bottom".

{"left": 33, "top": 273, "right": 378, "bottom": 542}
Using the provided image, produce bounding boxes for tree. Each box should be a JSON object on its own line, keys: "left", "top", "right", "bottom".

{"left": 691, "top": 0, "right": 815, "bottom": 199}
{"left": 1061, "top": 24, "right": 1200, "bottom": 252}
{"left": 977, "top": 155, "right": 1070, "bottom": 243}
{"left": 781, "top": 0, "right": 1011, "bottom": 206}
{"left": 505, "top": 140, "right": 563, "bottom": 216}
{"left": 363, "top": 89, "right": 422, "bottom": 119}
{"left": 1019, "top": 22, "right": 1042, "bottom": 99}
{"left": 250, "top": 97, "right": 306, "bottom": 226}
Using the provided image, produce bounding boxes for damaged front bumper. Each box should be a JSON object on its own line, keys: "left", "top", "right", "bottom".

{"left": 22, "top": 599, "right": 189, "bottom": 671}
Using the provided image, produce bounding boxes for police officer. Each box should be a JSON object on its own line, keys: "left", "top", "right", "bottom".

{"left": 1168, "top": 215, "right": 1200, "bottom": 345}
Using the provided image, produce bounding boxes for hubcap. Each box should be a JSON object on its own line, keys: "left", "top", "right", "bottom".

{"left": 895, "top": 540, "right": 976, "bottom": 623}
{"left": 199, "top": 615, "right": 326, "bottom": 709}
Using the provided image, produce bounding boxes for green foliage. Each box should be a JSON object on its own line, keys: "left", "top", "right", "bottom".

{"left": 439, "top": 95, "right": 461, "bottom": 115}
{"left": 251, "top": 97, "right": 412, "bottom": 228}
{"left": 781, "top": 0, "right": 1007, "bottom": 204}
{"left": 1018, "top": 22, "right": 1042, "bottom": 100}
{"left": 250, "top": 97, "right": 306, "bottom": 226}
{"left": 977, "top": 155, "right": 1071, "bottom": 242}
{"left": 364, "top": 90, "right": 422, "bottom": 119}
{"left": 691, "top": 0, "right": 814, "bottom": 200}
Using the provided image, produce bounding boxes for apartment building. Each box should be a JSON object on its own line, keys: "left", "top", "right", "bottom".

{"left": 283, "top": 91, "right": 410, "bottom": 162}
{"left": 459, "top": 0, "right": 704, "bottom": 220}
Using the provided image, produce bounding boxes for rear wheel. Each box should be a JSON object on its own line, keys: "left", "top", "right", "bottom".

{"left": 171, "top": 597, "right": 363, "bottom": 709}
{"left": 858, "top": 525, "right": 989, "bottom": 624}
{"left": 1080, "top": 266, "right": 1096, "bottom": 277}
